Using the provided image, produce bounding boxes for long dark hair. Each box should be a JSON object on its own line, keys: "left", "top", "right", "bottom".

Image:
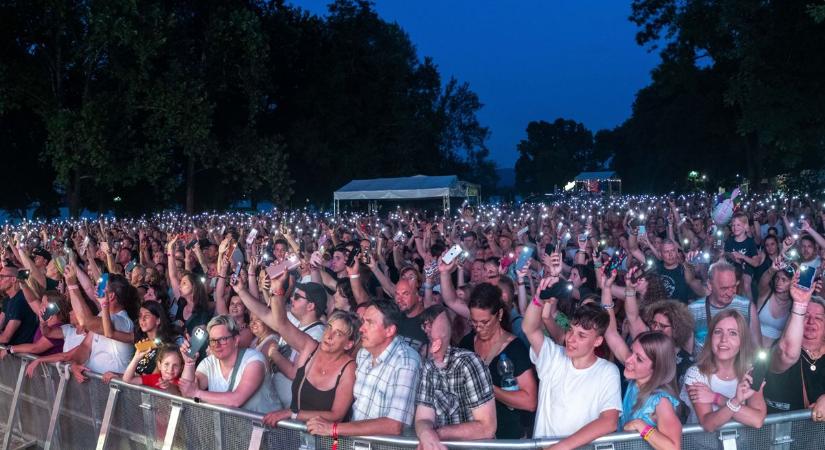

{"left": 136, "top": 301, "right": 176, "bottom": 343}
{"left": 180, "top": 271, "right": 210, "bottom": 314}
{"left": 108, "top": 274, "right": 140, "bottom": 321}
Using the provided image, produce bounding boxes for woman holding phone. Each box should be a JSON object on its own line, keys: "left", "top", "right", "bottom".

{"left": 166, "top": 235, "right": 212, "bottom": 336}
{"left": 679, "top": 310, "right": 767, "bottom": 431}
{"left": 619, "top": 332, "right": 682, "bottom": 450}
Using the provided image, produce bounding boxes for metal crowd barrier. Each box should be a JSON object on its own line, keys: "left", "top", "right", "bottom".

{"left": 1, "top": 346, "right": 824, "bottom": 450}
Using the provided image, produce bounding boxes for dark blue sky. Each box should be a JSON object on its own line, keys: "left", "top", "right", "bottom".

{"left": 288, "top": 1, "right": 661, "bottom": 168}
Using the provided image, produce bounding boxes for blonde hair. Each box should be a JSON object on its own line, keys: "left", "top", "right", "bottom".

{"left": 697, "top": 309, "right": 754, "bottom": 381}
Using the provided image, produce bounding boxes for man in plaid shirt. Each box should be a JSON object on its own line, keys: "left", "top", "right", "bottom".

{"left": 308, "top": 298, "right": 421, "bottom": 437}
{"left": 415, "top": 306, "right": 496, "bottom": 448}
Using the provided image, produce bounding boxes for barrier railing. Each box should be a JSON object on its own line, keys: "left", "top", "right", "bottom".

{"left": 1, "top": 346, "right": 824, "bottom": 450}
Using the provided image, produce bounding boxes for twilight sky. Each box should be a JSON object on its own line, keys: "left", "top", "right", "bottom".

{"left": 287, "top": 1, "right": 662, "bottom": 168}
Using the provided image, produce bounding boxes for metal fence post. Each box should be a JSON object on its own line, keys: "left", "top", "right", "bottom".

{"left": 247, "top": 423, "right": 265, "bottom": 450}
{"left": 718, "top": 429, "right": 739, "bottom": 450}
{"left": 95, "top": 384, "right": 121, "bottom": 450}
{"left": 1, "top": 360, "right": 28, "bottom": 450}
{"left": 213, "top": 411, "right": 223, "bottom": 449}
{"left": 770, "top": 421, "right": 793, "bottom": 450}
{"left": 139, "top": 392, "right": 156, "bottom": 450}
{"left": 161, "top": 401, "right": 184, "bottom": 450}
{"left": 44, "top": 363, "right": 71, "bottom": 450}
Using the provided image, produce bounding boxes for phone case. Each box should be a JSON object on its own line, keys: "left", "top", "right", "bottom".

{"left": 515, "top": 247, "right": 534, "bottom": 270}
{"left": 135, "top": 339, "right": 157, "bottom": 353}
{"left": 442, "top": 244, "right": 463, "bottom": 264}
{"left": 188, "top": 328, "right": 208, "bottom": 359}
{"left": 265, "top": 254, "right": 301, "bottom": 279}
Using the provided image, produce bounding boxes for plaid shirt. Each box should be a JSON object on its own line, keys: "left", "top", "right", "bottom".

{"left": 353, "top": 336, "right": 421, "bottom": 425}
{"left": 416, "top": 347, "right": 494, "bottom": 428}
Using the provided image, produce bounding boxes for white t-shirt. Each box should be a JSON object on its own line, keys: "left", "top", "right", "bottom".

{"left": 273, "top": 318, "right": 325, "bottom": 407}
{"left": 530, "top": 337, "right": 622, "bottom": 438}
{"left": 196, "top": 348, "right": 277, "bottom": 413}
{"left": 678, "top": 365, "right": 739, "bottom": 424}
{"left": 60, "top": 324, "right": 85, "bottom": 352}
{"left": 86, "top": 310, "right": 134, "bottom": 374}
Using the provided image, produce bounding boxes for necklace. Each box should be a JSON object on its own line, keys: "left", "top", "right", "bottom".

{"left": 802, "top": 348, "right": 822, "bottom": 372}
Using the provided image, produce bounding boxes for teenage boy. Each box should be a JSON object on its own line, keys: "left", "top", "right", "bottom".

{"left": 523, "top": 253, "right": 622, "bottom": 447}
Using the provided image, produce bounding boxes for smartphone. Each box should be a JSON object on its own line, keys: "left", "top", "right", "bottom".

{"left": 16, "top": 269, "right": 30, "bottom": 281}
{"left": 135, "top": 338, "right": 159, "bottom": 353}
{"left": 750, "top": 349, "right": 770, "bottom": 390}
{"left": 544, "top": 243, "right": 556, "bottom": 255}
{"left": 229, "top": 261, "right": 243, "bottom": 285}
{"left": 539, "top": 280, "right": 572, "bottom": 301}
{"left": 638, "top": 225, "right": 646, "bottom": 236}
{"left": 188, "top": 327, "right": 208, "bottom": 359}
{"left": 246, "top": 228, "right": 258, "bottom": 246}
{"left": 604, "top": 254, "right": 621, "bottom": 275}
{"left": 442, "top": 244, "right": 464, "bottom": 264}
{"left": 125, "top": 260, "right": 137, "bottom": 274}
{"left": 54, "top": 255, "right": 67, "bottom": 274}
{"left": 360, "top": 251, "right": 371, "bottom": 266}
{"left": 796, "top": 265, "right": 819, "bottom": 291}
{"left": 97, "top": 273, "right": 109, "bottom": 298}
{"left": 79, "top": 236, "right": 90, "bottom": 255}
{"left": 346, "top": 247, "right": 361, "bottom": 267}
{"left": 42, "top": 302, "right": 60, "bottom": 321}
{"left": 265, "top": 254, "right": 301, "bottom": 279}
{"left": 185, "top": 238, "right": 198, "bottom": 250}
{"left": 515, "top": 246, "right": 534, "bottom": 270}
{"left": 517, "top": 226, "right": 529, "bottom": 237}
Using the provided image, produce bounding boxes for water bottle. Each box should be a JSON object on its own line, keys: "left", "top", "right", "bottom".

{"left": 498, "top": 353, "right": 519, "bottom": 391}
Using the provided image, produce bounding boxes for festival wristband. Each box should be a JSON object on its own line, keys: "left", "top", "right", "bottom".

{"left": 532, "top": 296, "right": 542, "bottom": 308}
{"left": 639, "top": 424, "right": 653, "bottom": 440}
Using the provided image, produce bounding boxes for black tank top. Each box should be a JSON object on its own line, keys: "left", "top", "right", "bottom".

{"left": 657, "top": 262, "right": 691, "bottom": 304}
{"left": 290, "top": 348, "right": 354, "bottom": 413}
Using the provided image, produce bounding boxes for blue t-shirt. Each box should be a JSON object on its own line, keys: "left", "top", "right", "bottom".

{"left": 619, "top": 381, "right": 680, "bottom": 429}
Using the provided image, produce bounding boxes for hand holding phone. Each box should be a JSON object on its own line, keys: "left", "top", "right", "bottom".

{"left": 187, "top": 327, "right": 208, "bottom": 360}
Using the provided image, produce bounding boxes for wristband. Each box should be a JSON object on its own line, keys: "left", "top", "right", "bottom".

{"left": 67, "top": 285, "right": 80, "bottom": 291}
{"left": 643, "top": 427, "right": 656, "bottom": 441}
{"left": 331, "top": 422, "right": 339, "bottom": 450}
{"left": 349, "top": 274, "right": 360, "bottom": 279}
{"left": 726, "top": 398, "right": 742, "bottom": 412}
{"left": 625, "top": 289, "right": 637, "bottom": 297}
{"left": 273, "top": 290, "right": 285, "bottom": 297}
{"left": 639, "top": 424, "right": 653, "bottom": 440}
{"left": 532, "top": 296, "right": 542, "bottom": 308}
{"left": 793, "top": 302, "right": 809, "bottom": 310}
{"left": 8, "top": 347, "right": 14, "bottom": 355}
{"left": 713, "top": 392, "right": 721, "bottom": 406}
{"left": 601, "top": 303, "right": 614, "bottom": 310}
{"left": 290, "top": 411, "right": 298, "bottom": 420}
{"left": 792, "top": 310, "right": 806, "bottom": 316}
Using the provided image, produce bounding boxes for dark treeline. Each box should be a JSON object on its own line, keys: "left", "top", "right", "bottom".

{"left": 515, "top": 0, "right": 825, "bottom": 195}
{"left": 0, "top": 0, "right": 496, "bottom": 217}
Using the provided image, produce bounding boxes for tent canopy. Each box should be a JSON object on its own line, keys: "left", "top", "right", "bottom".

{"left": 574, "top": 171, "right": 618, "bottom": 181}
{"left": 334, "top": 175, "right": 476, "bottom": 200}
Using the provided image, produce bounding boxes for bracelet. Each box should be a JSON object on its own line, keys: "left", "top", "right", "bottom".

{"left": 532, "top": 296, "right": 543, "bottom": 308}
{"left": 601, "top": 303, "right": 614, "bottom": 310}
{"left": 792, "top": 310, "right": 807, "bottom": 316}
{"left": 793, "top": 302, "right": 809, "bottom": 310}
{"left": 273, "top": 290, "right": 285, "bottom": 297}
{"left": 290, "top": 411, "right": 298, "bottom": 420}
{"left": 643, "top": 427, "right": 656, "bottom": 441}
{"left": 726, "top": 398, "right": 742, "bottom": 412}
{"left": 331, "top": 422, "right": 339, "bottom": 450}
{"left": 349, "top": 274, "right": 360, "bottom": 279}
{"left": 67, "top": 285, "right": 80, "bottom": 291}
{"left": 639, "top": 424, "right": 653, "bottom": 440}
{"left": 625, "top": 289, "right": 637, "bottom": 297}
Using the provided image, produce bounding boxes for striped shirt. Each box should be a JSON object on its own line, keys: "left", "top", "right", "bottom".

{"left": 416, "top": 346, "right": 494, "bottom": 428}
{"left": 353, "top": 336, "right": 421, "bottom": 426}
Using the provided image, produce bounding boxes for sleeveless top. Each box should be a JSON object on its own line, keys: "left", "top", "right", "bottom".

{"left": 290, "top": 348, "right": 354, "bottom": 413}
{"left": 619, "top": 381, "right": 680, "bottom": 429}
{"left": 757, "top": 296, "right": 789, "bottom": 340}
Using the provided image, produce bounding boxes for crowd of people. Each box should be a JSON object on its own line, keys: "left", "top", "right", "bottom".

{"left": 1, "top": 190, "right": 825, "bottom": 449}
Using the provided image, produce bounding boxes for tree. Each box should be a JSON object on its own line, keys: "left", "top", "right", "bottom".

{"left": 630, "top": 0, "right": 825, "bottom": 184}
{"left": 514, "top": 119, "right": 593, "bottom": 195}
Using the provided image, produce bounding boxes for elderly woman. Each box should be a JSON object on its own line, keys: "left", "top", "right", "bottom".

{"left": 179, "top": 315, "right": 275, "bottom": 413}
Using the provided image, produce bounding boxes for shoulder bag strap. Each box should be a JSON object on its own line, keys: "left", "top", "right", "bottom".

{"left": 227, "top": 348, "right": 246, "bottom": 392}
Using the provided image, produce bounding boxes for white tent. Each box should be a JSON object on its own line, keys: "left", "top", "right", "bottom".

{"left": 333, "top": 175, "right": 479, "bottom": 215}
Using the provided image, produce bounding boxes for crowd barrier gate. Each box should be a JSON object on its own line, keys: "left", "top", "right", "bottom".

{"left": 1, "top": 346, "right": 824, "bottom": 450}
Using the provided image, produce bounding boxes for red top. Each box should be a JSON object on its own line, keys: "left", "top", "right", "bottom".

{"left": 140, "top": 373, "right": 180, "bottom": 388}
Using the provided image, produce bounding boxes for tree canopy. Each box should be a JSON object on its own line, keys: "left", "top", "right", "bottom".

{"left": 0, "top": 0, "right": 496, "bottom": 216}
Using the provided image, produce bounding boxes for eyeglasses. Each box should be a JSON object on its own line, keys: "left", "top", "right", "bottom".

{"left": 649, "top": 320, "right": 672, "bottom": 331}
{"left": 208, "top": 335, "right": 235, "bottom": 347}
{"left": 292, "top": 293, "right": 308, "bottom": 302}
